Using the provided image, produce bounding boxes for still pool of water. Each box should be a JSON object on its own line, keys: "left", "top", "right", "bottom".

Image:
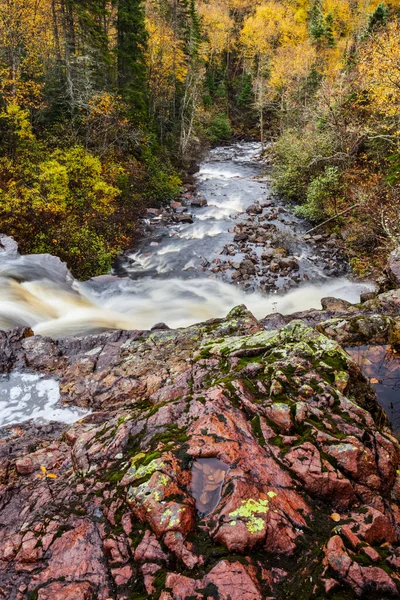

{"left": 346, "top": 345, "right": 400, "bottom": 434}
{"left": 190, "top": 457, "right": 230, "bottom": 515}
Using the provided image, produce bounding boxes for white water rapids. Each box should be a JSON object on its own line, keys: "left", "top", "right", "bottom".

{"left": 0, "top": 142, "right": 374, "bottom": 338}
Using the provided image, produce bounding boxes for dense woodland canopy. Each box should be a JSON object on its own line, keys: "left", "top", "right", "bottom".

{"left": 0, "top": 0, "right": 399, "bottom": 276}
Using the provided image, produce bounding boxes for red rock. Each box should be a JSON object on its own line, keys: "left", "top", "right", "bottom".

{"left": 141, "top": 563, "right": 161, "bottom": 594}
{"left": 285, "top": 442, "right": 356, "bottom": 509}
{"left": 15, "top": 534, "right": 42, "bottom": 563}
{"left": 361, "top": 546, "right": 381, "bottom": 562}
{"left": 325, "top": 535, "right": 352, "bottom": 576}
{"left": 15, "top": 456, "right": 35, "bottom": 475}
{"left": 121, "top": 513, "right": 132, "bottom": 536}
{"left": 323, "top": 578, "right": 339, "bottom": 594}
{"left": 29, "top": 519, "right": 110, "bottom": 597}
{"left": 37, "top": 581, "right": 93, "bottom": 600}
{"left": 264, "top": 402, "right": 293, "bottom": 434}
{"left": 341, "top": 524, "right": 361, "bottom": 549}
{"left": 203, "top": 560, "right": 262, "bottom": 600}
{"left": 112, "top": 565, "right": 133, "bottom": 586}
{"left": 351, "top": 507, "right": 398, "bottom": 545}
{"left": 163, "top": 531, "right": 201, "bottom": 569}
{"left": 322, "top": 437, "right": 378, "bottom": 483}
{"left": 165, "top": 560, "right": 262, "bottom": 600}
{"left": 103, "top": 537, "right": 126, "bottom": 563}
{"left": 134, "top": 530, "right": 167, "bottom": 563}
{"left": 325, "top": 535, "right": 399, "bottom": 597}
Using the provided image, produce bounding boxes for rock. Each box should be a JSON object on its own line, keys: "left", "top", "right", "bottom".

{"left": 15, "top": 456, "right": 35, "bottom": 475}
{"left": 175, "top": 213, "right": 193, "bottom": 223}
{"left": 170, "top": 201, "right": 182, "bottom": 210}
{"left": 190, "top": 195, "right": 207, "bottom": 207}
{"left": 277, "top": 257, "right": 299, "bottom": 271}
{"left": 325, "top": 535, "right": 399, "bottom": 597}
{"left": 37, "top": 582, "right": 93, "bottom": 600}
{"left": 151, "top": 322, "right": 171, "bottom": 331}
{"left": 240, "top": 259, "right": 256, "bottom": 275}
{"left": 0, "top": 313, "right": 399, "bottom": 598}
{"left": 321, "top": 297, "right": 352, "bottom": 311}
{"left": 388, "top": 247, "right": 400, "bottom": 286}
{"left": 146, "top": 208, "right": 161, "bottom": 217}
{"left": 234, "top": 233, "right": 249, "bottom": 242}
{"left": 360, "top": 291, "right": 376, "bottom": 303}
{"left": 246, "top": 204, "right": 263, "bottom": 215}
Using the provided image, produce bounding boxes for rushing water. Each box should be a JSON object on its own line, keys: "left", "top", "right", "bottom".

{"left": 0, "top": 142, "right": 374, "bottom": 338}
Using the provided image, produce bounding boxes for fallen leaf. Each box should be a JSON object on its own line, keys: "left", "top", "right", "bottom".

{"left": 330, "top": 513, "right": 341, "bottom": 522}
{"left": 370, "top": 378, "right": 380, "bottom": 384}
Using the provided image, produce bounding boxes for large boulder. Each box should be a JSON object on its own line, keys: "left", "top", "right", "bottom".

{"left": 0, "top": 307, "right": 399, "bottom": 598}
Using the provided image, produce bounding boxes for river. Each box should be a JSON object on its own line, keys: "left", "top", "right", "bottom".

{"left": 0, "top": 142, "right": 373, "bottom": 339}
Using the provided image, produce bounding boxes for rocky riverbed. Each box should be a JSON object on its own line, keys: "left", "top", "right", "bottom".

{"left": 2, "top": 283, "right": 400, "bottom": 599}
{"left": 124, "top": 143, "right": 349, "bottom": 294}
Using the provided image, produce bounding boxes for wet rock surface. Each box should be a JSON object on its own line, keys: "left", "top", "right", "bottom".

{"left": 1, "top": 299, "right": 400, "bottom": 598}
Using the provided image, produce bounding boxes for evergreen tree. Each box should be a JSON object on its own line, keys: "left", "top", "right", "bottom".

{"left": 368, "top": 2, "right": 389, "bottom": 32}
{"left": 116, "top": 0, "right": 148, "bottom": 117}
{"left": 324, "top": 12, "right": 335, "bottom": 47}
{"left": 309, "top": 0, "right": 325, "bottom": 41}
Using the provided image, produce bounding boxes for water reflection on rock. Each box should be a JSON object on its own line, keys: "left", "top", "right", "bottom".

{"left": 346, "top": 345, "right": 400, "bottom": 434}
{"left": 190, "top": 458, "right": 229, "bottom": 515}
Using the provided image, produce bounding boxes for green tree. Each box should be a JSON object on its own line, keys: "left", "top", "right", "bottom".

{"left": 324, "top": 13, "right": 335, "bottom": 47}
{"left": 116, "top": 0, "right": 148, "bottom": 117}
{"left": 309, "top": 0, "right": 325, "bottom": 41}
{"left": 368, "top": 3, "right": 389, "bottom": 32}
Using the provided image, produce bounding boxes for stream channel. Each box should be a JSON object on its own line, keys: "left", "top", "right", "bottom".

{"left": 0, "top": 142, "right": 377, "bottom": 427}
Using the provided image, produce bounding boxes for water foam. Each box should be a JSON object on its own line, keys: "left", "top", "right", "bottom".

{"left": 0, "top": 275, "right": 374, "bottom": 338}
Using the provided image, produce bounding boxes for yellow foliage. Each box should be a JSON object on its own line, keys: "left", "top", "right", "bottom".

{"left": 0, "top": 0, "right": 53, "bottom": 107}
{"left": 240, "top": 1, "right": 308, "bottom": 58}
{"left": 269, "top": 42, "right": 316, "bottom": 95}
{"left": 357, "top": 21, "right": 400, "bottom": 117}
{"left": 37, "top": 465, "right": 57, "bottom": 479}
{"left": 145, "top": 17, "right": 188, "bottom": 104}
{"left": 198, "top": 1, "right": 234, "bottom": 56}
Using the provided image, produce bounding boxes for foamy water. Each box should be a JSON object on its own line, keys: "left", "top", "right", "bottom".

{"left": 0, "top": 371, "right": 90, "bottom": 426}
{"left": 0, "top": 275, "right": 374, "bottom": 338}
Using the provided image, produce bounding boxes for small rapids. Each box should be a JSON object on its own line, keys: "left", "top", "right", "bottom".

{"left": 0, "top": 142, "right": 374, "bottom": 338}
{"left": 0, "top": 274, "right": 372, "bottom": 338}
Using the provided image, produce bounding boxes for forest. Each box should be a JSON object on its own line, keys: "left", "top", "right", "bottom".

{"left": 0, "top": 0, "right": 399, "bottom": 277}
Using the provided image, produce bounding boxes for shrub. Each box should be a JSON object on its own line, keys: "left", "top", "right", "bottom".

{"left": 272, "top": 128, "right": 338, "bottom": 202}
{"left": 142, "top": 147, "right": 182, "bottom": 202}
{"left": 206, "top": 113, "right": 232, "bottom": 143}
{"left": 294, "top": 166, "right": 342, "bottom": 222}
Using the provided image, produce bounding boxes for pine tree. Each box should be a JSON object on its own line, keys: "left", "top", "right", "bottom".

{"left": 324, "top": 12, "right": 335, "bottom": 47}
{"left": 368, "top": 2, "right": 389, "bottom": 32}
{"left": 309, "top": 0, "right": 325, "bottom": 41}
{"left": 116, "top": 0, "right": 148, "bottom": 117}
